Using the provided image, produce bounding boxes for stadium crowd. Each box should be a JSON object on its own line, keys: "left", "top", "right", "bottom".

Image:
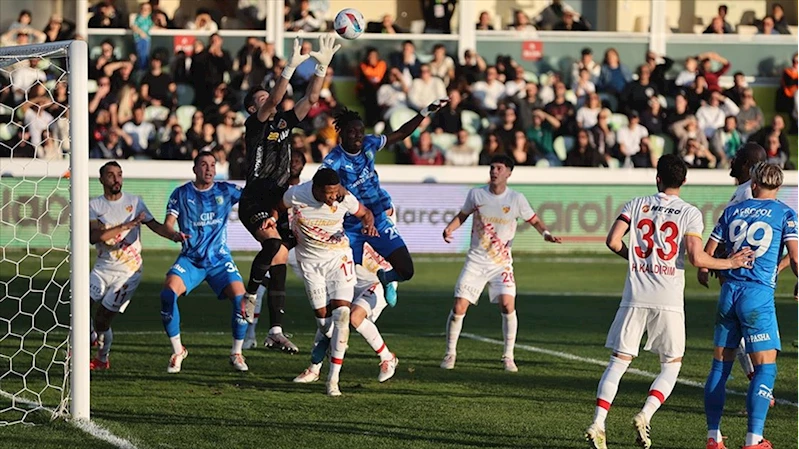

{"left": 0, "top": 0, "right": 796, "bottom": 172}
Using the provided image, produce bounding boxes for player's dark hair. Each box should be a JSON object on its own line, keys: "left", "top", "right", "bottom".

{"left": 99, "top": 161, "right": 121, "bottom": 177}
{"left": 656, "top": 154, "right": 687, "bottom": 189}
{"left": 291, "top": 149, "right": 307, "bottom": 164}
{"left": 490, "top": 154, "right": 515, "bottom": 171}
{"left": 333, "top": 108, "right": 362, "bottom": 132}
{"left": 243, "top": 86, "right": 267, "bottom": 110}
{"left": 731, "top": 142, "right": 767, "bottom": 179}
{"left": 194, "top": 151, "right": 216, "bottom": 166}
{"left": 313, "top": 168, "right": 340, "bottom": 188}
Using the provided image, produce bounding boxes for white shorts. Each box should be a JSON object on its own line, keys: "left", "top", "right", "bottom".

{"left": 352, "top": 283, "right": 388, "bottom": 322}
{"left": 454, "top": 260, "right": 515, "bottom": 305}
{"left": 605, "top": 306, "right": 685, "bottom": 360}
{"left": 89, "top": 268, "right": 142, "bottom": 313}
{"left": 297, "top": 250, "right": 356, "bottom": 311}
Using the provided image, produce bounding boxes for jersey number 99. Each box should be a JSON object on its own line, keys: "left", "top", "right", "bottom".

{"left": 729, "top": 219, "right": 772, "bottom": 258}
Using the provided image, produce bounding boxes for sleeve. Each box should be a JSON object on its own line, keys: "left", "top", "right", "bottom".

{"left": 282, "top": 185, "right": 296, "bottom": 208}
{"left": 684, "top": 207, "right": 704, "bottom": 238}
{"left": 137, "top": 197, "right": 155, "bottom": 222}
{"left": 460, "top": 189, "right": 476, "bottom": 215}
{"left": 783, "top": 209, "right": 798, "bottom": 242}
{"left": 166, "top": 188, "right": 180, "bottom": 217}
{"left": 89, "top": 202, "right": 99, "bottom": 221}
{"left": 282, "top": 110, "right": 301, "bottom": 129}
{"left": 343, "top": 192, "right": 362, "bottom": 215}
{"left": 366, "top": 134, "right": 388, "bottom": 153}
{"left": 227, "top": 182, "right": 242, "bottom": 205}
{"left": 710, "top": 211, "right": 726, "bottom": 243}
{"left": 618, "top": 200, "right": 633, "bottom": 224}
{"left": 321, "top": 153, "right": 338, "bottom": 170}
{"left": 517, "top": 193, "right": 537, "bottom": 222}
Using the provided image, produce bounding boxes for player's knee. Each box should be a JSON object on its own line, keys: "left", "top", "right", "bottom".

{"left": 660, "top": 355, "right": 683, "bottom": 364}
{"left": 271, "top": 244, "right": 289, "bottom": 264}
{"left": 393, "top": 258, "right": 414, "bottom": 281}
{"left": 260, "top": 238, "right": 283, "bottom": 261}
{"left": 332, "top": 306, "right": 350, "bottom": 326}
{"left": 350, "top": 306, "right": 367, "bottom": 327}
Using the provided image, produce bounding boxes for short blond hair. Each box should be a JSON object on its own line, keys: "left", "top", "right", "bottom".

{"left": 750, "top": 162, "right": 784, "bottom": 190}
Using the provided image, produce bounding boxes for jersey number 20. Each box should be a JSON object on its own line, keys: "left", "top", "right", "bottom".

{"left": 729, "top": 219, "right": 772, "bottom": 258}
{"left": 634, "top": 219, "right": 678, "bottom": 261}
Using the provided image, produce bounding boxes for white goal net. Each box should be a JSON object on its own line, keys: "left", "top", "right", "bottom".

{"left": 0, "top": 40, "right": 90, "bottom": 425}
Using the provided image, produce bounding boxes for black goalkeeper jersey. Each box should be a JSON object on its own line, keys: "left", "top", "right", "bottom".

{"left": 243, "top": 110, "right": 300, "bottom": 194}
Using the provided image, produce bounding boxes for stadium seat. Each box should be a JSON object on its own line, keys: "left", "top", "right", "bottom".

{"left": 565, "top": 90, "right": 578, "bottom": 105}
{"left": 648, "top": 134, "right": 665, "bottom": 160}
{"left": 389, "top": 108, "right": 417, "bottom": 133}
{"left": 86, "top": 79, "right": 98, "bottom": 94}
{"left": 736, "top": 25, "right": 757, "bottom": 35}
{"left": 145, "top": 105, "right": 170, "bottom": 123}
{"left": 607, "top": 158, "right": 620, "bottom": 169}
{"left": 461, "top": 109, "right": 482, "bottom": 134}
{"left": 553, "top": 136, "right": 568, "bottom": 161}
{"left": 523, "top": 71, "right": 538, "bottom": 84}
{"left": 610, "top": 113, "right": 628, "bottom": 131}
{"left": 654, "top": 133, "right": 675, "bottom": 155}
{"left": 0, "top": 123, "right": 18, "bottom": 141}
{"left": 410, "top": 20, "right": 425, "bottom": 33}
{"left": 790, "top": 25, "right": 798, "bottom": 35}
{"left": 0, "top": 103, "right": 13, "bottom": 117}
{"left": 535, "top": 158, "right": 550, "bottom": 167}
{"left": 176, "top": 84, "right": 195, "bottom": 106}
{"left": 465, "top": 134, "right": 482, "bottom": 153}
{"left": 431, "top": 132, "right": 457, "bottom": 150}
{"left": 176, "top": 105, "right": 196, "bottom": 132}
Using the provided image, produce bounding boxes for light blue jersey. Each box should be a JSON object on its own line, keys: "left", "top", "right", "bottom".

{"left": 710, "top": 198, "right": 798, "bottom": 289}
{"left": 166, "top": 182, "right": 242, "bottom": 268}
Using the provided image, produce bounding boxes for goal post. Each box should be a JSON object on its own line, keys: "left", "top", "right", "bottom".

{"left": 0, "top": 39, "right": 89, "bottom": 424}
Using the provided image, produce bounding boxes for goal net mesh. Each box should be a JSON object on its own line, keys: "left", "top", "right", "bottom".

{"left": 0, "top": 44, "right": 74, "bottom": 425}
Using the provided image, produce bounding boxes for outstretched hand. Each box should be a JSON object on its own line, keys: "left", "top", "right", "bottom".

{"left": 286, "top": 36, "right": 310, "bottom": 68}
{"left": 421, "top": 98, "right": 449, "bottom": 117}
{"left": 309, "top": 33, "right": 341, "bottom": 68}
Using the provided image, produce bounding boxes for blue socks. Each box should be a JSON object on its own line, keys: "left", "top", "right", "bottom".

{"left": 160, "top": 289, "right": 180, "bottom": 338}
{"left": 704, "top": 359, "right": 733, "bottom": 433}
{"left": 231, "top": 294, "right": 248, "bottom": 340}
{"left": 747, "top": 363, "right": 777, "bottom": 436}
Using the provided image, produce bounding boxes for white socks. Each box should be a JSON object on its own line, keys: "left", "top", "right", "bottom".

{"left": 736, "top": 338, "right": 754, "bottom": 379}
{"left": 593, "top": 355, "right": 632, "bottom": 429}
{"left": 231, "top": 339, "right": 244, "bottom": 355}
{"left": 708, "top": 430, "right": 722, "bottom": 442}
{"left": 355, "top": 320, "right": 392, "bottom": 362}
{"left": 501, "top": 311, "right": 517, "bottom": 359}
{"left": 170, "top": 335, "right": 183, "bottom": 354}
{"left": 745, "top": 433, "right": 763, "bottom": 446}
{"left": 269, "top": 325, "right": 283, "bottom": 335}
{"left": 96, "top": 328, "right": 112, "bottom": 362}
{"left": 445, "top": 310, "right": 464, "bottom": 355}
{"left": 641, "top": 362, "right": 682, "bottom": 421}
{"left": 328, "top": 307, "right": 350, "bottom": 384}
{"left": 245, "top": 287, "right": 265, "bottom": 341}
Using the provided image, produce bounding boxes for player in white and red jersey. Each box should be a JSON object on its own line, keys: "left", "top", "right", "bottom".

{"left": 270, "top": 167, "right": 377, "bottom": 396}
{"left": 88, "top": 161, "right": 188, "bottom": 370}
{"left": 585, "top": 154, "right": 754, "bottom": 449}
{"left": 293, "top": 243, "right": 400, "bottom": 384}
{"left": 439, "top": 154, "right": 562, "bottom": 373}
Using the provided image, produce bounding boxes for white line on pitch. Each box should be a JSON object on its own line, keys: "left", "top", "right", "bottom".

{"left": 460, "top": 333, "right": 799, "bottom": 408}
{"left": 0, "top": 389, "right": 140, "bottom": 449}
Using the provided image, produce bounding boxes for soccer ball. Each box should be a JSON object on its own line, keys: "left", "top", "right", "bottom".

{"left": 334, "top": 8, "right": 365, "bottom": 40}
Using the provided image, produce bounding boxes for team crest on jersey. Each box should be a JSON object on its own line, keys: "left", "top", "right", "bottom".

{"left": 126, "top": 205, "right": 133, "bottom": 213}
{"left": 329, "top": 204, "right": 338, "bottom": 213}
{"left": 642, "top": 205, "right": 650, "bottom": 213}
{"left": 216, "top": 196, "right": 224, "bottom": 205}
{"left": 366, "top": 151, "right": 374, "bottom": 160}
{"left": 789, "top": 220, "right": 796, "bottom": 227}
{"left": 341, "top": 254, "right": 348, "bottom": 262}
{"left": 277, "top": 119, "right": 287, "bottom": 129}
{"left": 502, "top": 206, "right": 510, "bottom": 214}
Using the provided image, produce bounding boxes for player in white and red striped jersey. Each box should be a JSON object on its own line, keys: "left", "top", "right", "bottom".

{"left": 440, "top": 154, "right": 562, "bottom": 373}
{"left": 88, "top": 161, "right": 187, "bottom": 370}
{"left": 270, "top": 168, "right": 377, "bottom": 397}
{"left": 585, "top": 154, "right": 754, "bottom": 449}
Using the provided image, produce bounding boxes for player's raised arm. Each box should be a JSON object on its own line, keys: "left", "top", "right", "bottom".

{"left": 294, "top": 34, "right": 341, "bottom": 121}
{"left": 605, "top": 218, "right": 630, "bottom": 260}
{"left": 89, "top": 212, "right": 145, "bottom": 245}
{"left": 685, "top": 235, "right": 754, "bottom": 270}
{"left": 385, "top": 98, "right": 449, "bottom": 146}
{"left": 255, "top": 37, "right": 309, "bottom": 122}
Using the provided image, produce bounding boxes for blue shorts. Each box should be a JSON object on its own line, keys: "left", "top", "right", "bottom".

{"left": 713, "top": 281, "right": 781, "bottom": 353}
{"left": 167, "top": 254, "right": 243, "bottom": 299}
{"left": 345, "top": 218, "right": 406, "bottom": 264}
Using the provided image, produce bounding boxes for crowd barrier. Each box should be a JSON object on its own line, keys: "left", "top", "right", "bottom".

{"left": 2, "top": 160, "right": 796, "bottom": 254}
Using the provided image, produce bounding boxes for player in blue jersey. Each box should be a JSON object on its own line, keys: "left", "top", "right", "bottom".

{"left": 321, "top": 100, "right": 448, "bottom": 304}
{"left": 702, "top": 162, "right": 798, "bottom": 449}
{"left": 160, "top": 152, "right": 251, "bottom": 374}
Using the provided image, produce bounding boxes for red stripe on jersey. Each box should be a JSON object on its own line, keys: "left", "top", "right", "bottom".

{"left": 648, "top": 390, "right": 666, "bottom": 404}
{"left": 596, "top": 398, "right": 612, "bottom": 411}
{"left": 375, "top": 343, "right": 386, "bottom": 354}
{"left": 331, "top": 357, "right": 344, "bottom": 365}
{"left": 525, "top": 213, "right": 537, "bottom": 223}
{"left": 619, "top": 214, "right": 631, "bottom": 224}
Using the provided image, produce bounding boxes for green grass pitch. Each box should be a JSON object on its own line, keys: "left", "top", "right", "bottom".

{"left": 1, "top": 251, "right": 796, "bottom": 449}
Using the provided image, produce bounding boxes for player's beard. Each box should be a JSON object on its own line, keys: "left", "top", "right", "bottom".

{"left": 110, "top": 183, "right": 122, "bottom": 194}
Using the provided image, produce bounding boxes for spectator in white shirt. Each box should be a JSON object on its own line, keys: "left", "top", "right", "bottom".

{"left": 445, "top": 129, "right": 479, "bottom": 166}
{"left": 10, "top": 58, "right": 47, "bottom": 103}
{"left": 429, "top": 44, "right": 456, "bottom": 86}
{"left": 121, "top": 104, "right": 156, "bottom": 155}
{"left": 674, "top": 57, "right": 698, "bottom": 88}
{"left": 377, "top": 68, "right": 410, "bottom": 121}
{"left": 576, "top": 92, "right": 602, "bottom": 129}
{"left": 696, "top": 90, "right": 739, "bottom": 138}
{"left": 616, "top": 110, "right": 649, "bottom": 156}
{"left": 23, "top": 99, "right": 54, "bottom": 149}
{"left": 571, "top": 48, "right": 600, "bottom": 85}
{"left": 408, "top": 64, "right": 447, "bottom": 111}
{"left": 572, "top": 67, "right": 596, "bottom": 103}
{"left": 505, "top": 65, "right": 528, "bottom": 99}
{"left": 472, "top": 66, "right": 506, "bottom": 114}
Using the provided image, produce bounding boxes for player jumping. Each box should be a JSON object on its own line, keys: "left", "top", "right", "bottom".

{"left": 585, "top": 154, "right": 754, "bottom": 449}
{"left": 239, "top": 34, "right": 340, "bottom": 353}
{"left": 88, "top": 161, "right": 188, "bottom": 370}
{"left": 159, "top": 152, "right": 249, "bottom": 373}
{"left": 440, "top": 154, "right": 562, "bottom": 372}
{"left": 321, "top": 98, "right": 448, "bottom": 305}
{"left": 702, "top": 162, "right": 797, "bottom": 449}
{"left": 271, "top": 168, "right": 377, "bottom": 396}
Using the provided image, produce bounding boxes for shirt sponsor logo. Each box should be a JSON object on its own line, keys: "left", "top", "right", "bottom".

{"left": 643, "top": 205, "right": 682, "bottom": 215}
{"left": 194, "top": 212, "right": 223, "bottom": 227}
{"left": 733, "top": 207, "right": 773, "bottom": 218}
